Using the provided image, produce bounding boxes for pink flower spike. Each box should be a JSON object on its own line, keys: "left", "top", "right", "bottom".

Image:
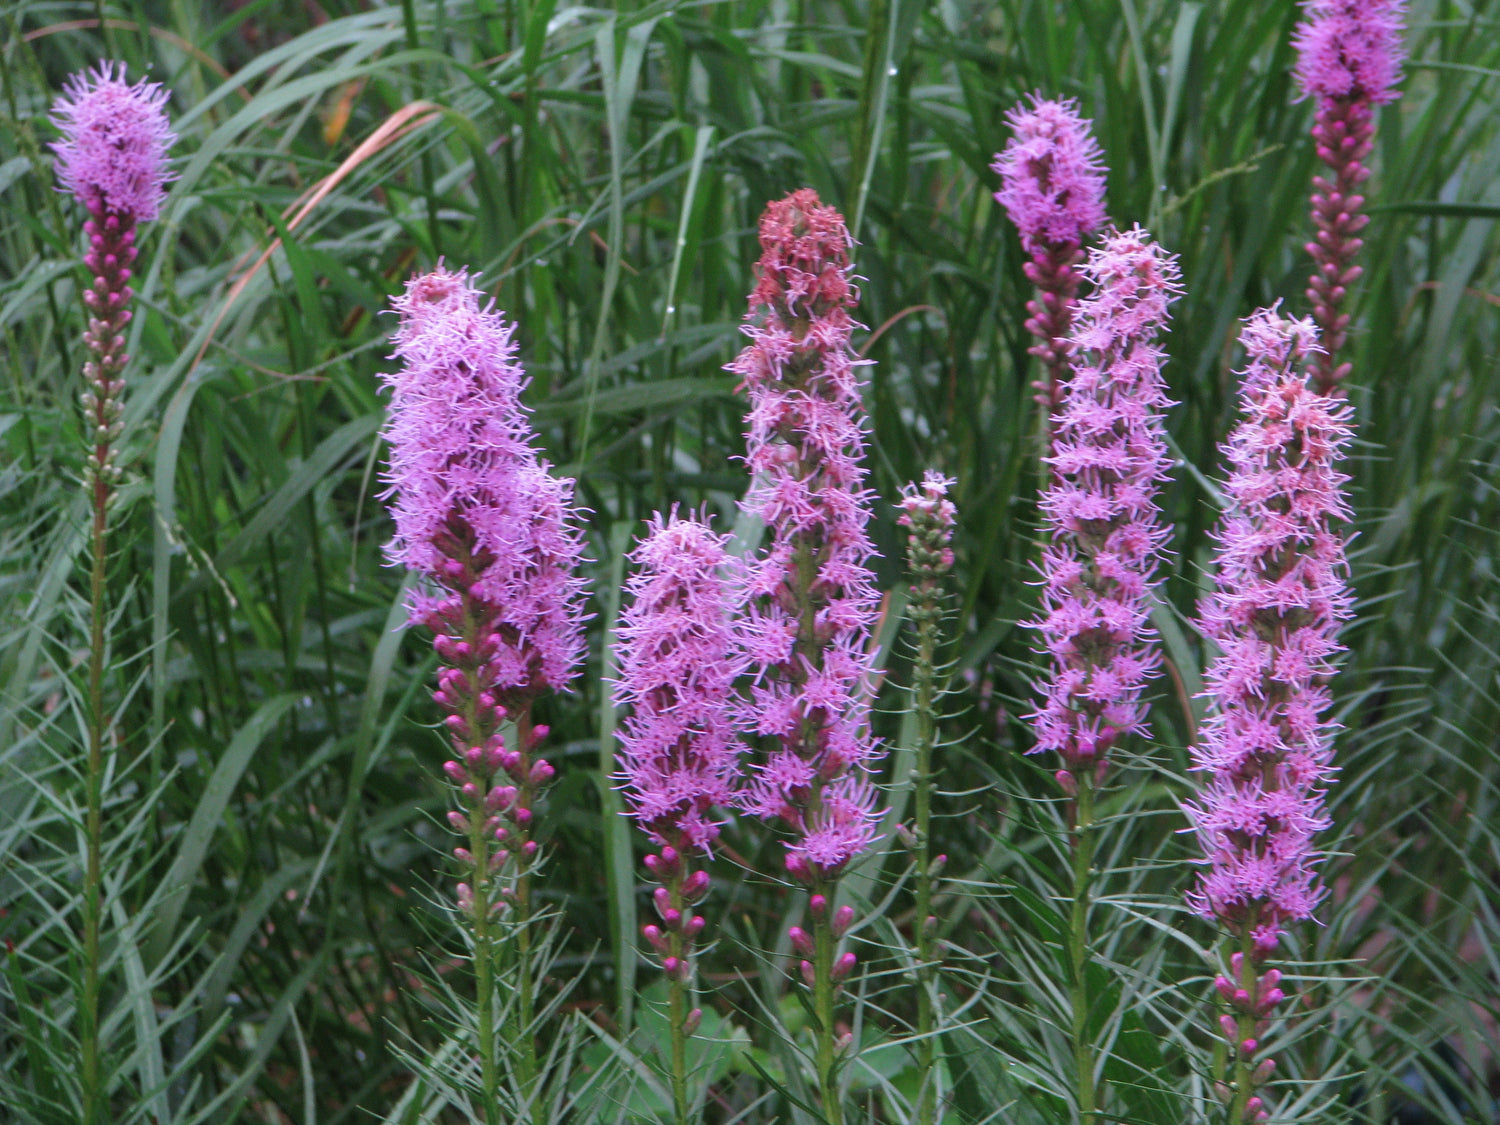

{"left": 1027, "top": 226, "right": 1178, "bottom": 786}
{"left": 731, "top": 189, "right": 882, "bottom": 882}
{"left": 52, "top": 63, "right": 176, "bottom": 222}
{"left": 1186, "top": 306, "right": 1350, "bottom": 941}
{"left": 613, "top": 511, "right": 744, "bottom": 977}
{"left": 614, "top": 513, "right": 745, "bottom": 854}
{"left": 1187, "top": 307, "right": 1353, "bottom": 1115}
{"left": 379, "top": 265, "right": 584, "bottom": 912}
{"left": 381, "top": 266, "right": 587, "bottom": 703}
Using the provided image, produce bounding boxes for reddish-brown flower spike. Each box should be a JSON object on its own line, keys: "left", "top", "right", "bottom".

{"left": 1292, "top": 0, "right": 1408, "bottom": 394}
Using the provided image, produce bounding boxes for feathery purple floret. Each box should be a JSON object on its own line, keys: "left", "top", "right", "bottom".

{"left": 1293, "top": 0, "right": 1407, "bottom": 106}
{"left": 1029, "top": 226, "right": 1178, "bottom": 788}
{"left": 52, "top": 63, "right": 175, "bottom": 222}
{"left": 992, "top": 95, "right": 1110, "bottom": 424}
{"left": 992, "top": 95, "right": 1108, "bottom": 256}
{"left": 382, "top": 267, "right": 586, "bottom": 701}
{"left": 1187, "top": 308, "right": 1352, "bottom": 955}
{"left": 615, "top": 513, "right": 744, "bottom": 855}
{"left": 731, "top": 188, "right": 881, "bottom": 885}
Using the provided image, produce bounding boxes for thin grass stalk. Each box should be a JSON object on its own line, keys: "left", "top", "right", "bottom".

{"left": 1069, "top": 776, "right": 1098, "bottom": 1125}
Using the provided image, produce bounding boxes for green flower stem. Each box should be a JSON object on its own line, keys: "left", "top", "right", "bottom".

{"left": 78, "top": 216, "right": 133, "bottom": 1125}
{"left": 912, "top": 587, "right": 940, "bottom": 1125}
{"left": 457, "top": 594, "right": 501, "bottom": 1125}
{"left": 666, "top": 869, "right": 690, "bottom": 1125}
{"left": 1069, "top": 776, "right": 1098, "bottom": 1125}
{"left": 812, "top": 907, "right": 844, "bottom": 1125}
{"left": 513, "top": 707, "right": 541, "bottom": 1116}
{"left": 1228, "top": 927, "right": 1258, "bottom": 1125}
{"left": 81, "top": 461, "right": 107, "bottom": 1125}
{"left": 467, "top": 802, "right": 500, "bottom": 1125}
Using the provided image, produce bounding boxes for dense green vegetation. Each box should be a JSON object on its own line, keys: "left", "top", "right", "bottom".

{"left": 1, "top": 0, "right": 1496, "bottom": 1121}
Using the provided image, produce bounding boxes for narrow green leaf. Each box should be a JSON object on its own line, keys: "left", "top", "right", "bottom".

{"left": 146, "top": 693, "right": 297, "bottom": 966}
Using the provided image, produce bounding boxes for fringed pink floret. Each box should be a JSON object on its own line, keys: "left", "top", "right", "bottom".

{"left": 1028, "top": 226, "right": 1178, "bottom": 788}
{"left": 992, "top": 95, "right": 1110, "bottom": 422}
{"left": 1187, "top": 307, "right": 1352, "bottom": 947}
{"left": 52, "top": 63, "right": 175, "bottom": 222}
{"left": 616, "top": 513, "right": 744, "bottom": 987}
{"left": 1293, "top": 0, "right": 1407, "bottom": 106}
{"left": 730, "top": 188, "right": 881, "bottom": 887}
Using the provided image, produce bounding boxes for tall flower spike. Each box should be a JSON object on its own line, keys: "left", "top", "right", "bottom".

{"left": 615, "top": 511, "right": 743, "bottom": 896}
{"left": 1186, "top": 307, "right": 1353, "bottom": 1125}
{"left": 380, "top": 266, "right": 586, "bottom": 1103}
{"left": 732, "top": 189, "right": 881, "bottom": 1125}
{"left": 993, "top": 94, "right": 1109, "bottom": 427}
{"left": 1293, "top": 0, "right": 1407, "bottom": 394}
{"left": 734, "top": 189, "right": 882, "bottom": 883}
{"left": 51, "top": 63, "right": 176, "bottom": 1125}
{"left": 615, "top": 513, "right": 744, "bottom": 1118}
{"left": 1029, "top": 225, "right": 1178, "bottom": 790}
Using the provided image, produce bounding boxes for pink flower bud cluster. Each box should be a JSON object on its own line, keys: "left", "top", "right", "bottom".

{"left": 730, "top": 190, "right": 882, "bottom": 887}
{"left": 615, "top": 514, "right": 745, "bottom": 996}
{"left": 898, "top": 471, "right": 957, "bottom": 590}
{"left": 379, "top": 267, "right": 586, "bottom": 909}
{"left": 52, "top": 63, "right": 175, "bottom": 223}
{"left": 992, "top": 95, "right": 1109, "bottom": 415}
{"left": 1293, "top": 0, "right": 1407, "bottom": 394}
{"left": 789, "top": 896, "right": 857, "bottom": 990}
{"left": 1187, "top": 308, "right": 1352, "bottom": 955}
{"left": 1028, "top": 226, "right": 1179, "bottom": 788}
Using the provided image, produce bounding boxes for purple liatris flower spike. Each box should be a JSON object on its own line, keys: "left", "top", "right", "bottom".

{"left": 732, "top": 189, "right": 882, "bottom": 889}
{"left": 1186, "top": 307, "right": 1353, "bottom": 1120}
{"left": 52, "top": 64, "right": 176, "bottom": 494}
{"left": 992, "top": 94, "right": 1108, "bottom": 425}
{"left": 1292, "top": 0, "right": 1407, "bottom": 394}
{"left": 379, "top": 266, "right": 586, "bottom": 911}
{"left": 1029, "top": 226, "right": 1178, "bottom": 791}
{"left": 615, "top": 513, "right": 744, "bottom": 988}
{"left": 52, "top": 65, "right": 176, "bottom": 1120}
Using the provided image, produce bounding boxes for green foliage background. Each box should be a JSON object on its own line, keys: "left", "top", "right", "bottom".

{"left": 1, "top": 0, "right": 1497, "bottom": 1120}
